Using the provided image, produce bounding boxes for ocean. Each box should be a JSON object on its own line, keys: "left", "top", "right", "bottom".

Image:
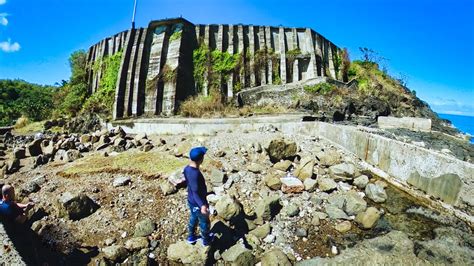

{"left": 438, "top": 113, "right": 474, "bottom": 143}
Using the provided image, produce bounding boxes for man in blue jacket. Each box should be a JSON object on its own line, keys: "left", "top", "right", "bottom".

{"left": 0, "top": 184, "right": 34, "bottom": 224}
{"left": 184, "top": 146, "right": 213, "bottom": 246}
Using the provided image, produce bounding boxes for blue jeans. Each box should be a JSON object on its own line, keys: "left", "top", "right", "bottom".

{"left": 188, "top": 203, "right": 210, "bottom": 241}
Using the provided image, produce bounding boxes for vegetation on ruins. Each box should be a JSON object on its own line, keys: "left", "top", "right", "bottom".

{"left": 82, "top": 51, "right": 123, "bottom": 116}
{"left": 286, "top": 48, "right": 302, "bottom": 80}
{"left": 304, "top": 82, "right": 336, "bottom": 95}
{"left": 169, "top": 30, "right": 182, "bottom": 42}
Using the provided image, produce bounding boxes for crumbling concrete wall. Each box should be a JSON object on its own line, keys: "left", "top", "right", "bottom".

{"left": 378, "top": 116, "right": 432, "bottom": 131}
{"left": 86, "top": 18, "right": 342, "bottom": 120}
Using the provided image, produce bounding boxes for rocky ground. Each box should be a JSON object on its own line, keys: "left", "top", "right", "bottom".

{"left": 0, "top": 125, "right": 473, "bottom": 265}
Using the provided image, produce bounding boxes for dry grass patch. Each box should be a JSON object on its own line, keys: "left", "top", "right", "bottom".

{"left": 13, "top": 119, "right": 44, "bottom": 135}
{"left": 60, "top": 150, "right": 187, "bottom": 178}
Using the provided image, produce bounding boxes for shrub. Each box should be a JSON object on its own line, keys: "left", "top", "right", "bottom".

{"left": 179, "top": 94, "right": 225, "bottom": 117}
{"left": 304, "top": 83, "right": 335, "bottom": 95}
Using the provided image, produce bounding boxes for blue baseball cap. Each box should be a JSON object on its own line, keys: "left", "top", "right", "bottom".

{"left": 190, "top": 146, "right": 208, "bottom": 162}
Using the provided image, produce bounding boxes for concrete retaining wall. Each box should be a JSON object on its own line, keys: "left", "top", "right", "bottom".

{"left": 378, "top": 116, "right": 432, "bottom": 131}
{"left": 107, "top": 117, "right": 473, "bottom": 215}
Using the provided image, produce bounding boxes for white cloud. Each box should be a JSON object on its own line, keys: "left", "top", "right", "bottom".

{"left": 0, "top": 0, "right": 6, "bottom": 5}
{"left": 0, "top": 13, "right": 8, "bottom": 26}
{"left": 0, "top": 39, "right": 20, "bottom": 52}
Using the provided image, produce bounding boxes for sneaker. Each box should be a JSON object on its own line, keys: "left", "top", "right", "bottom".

{"left": 187, "top": 235, "right": 199, "bottom": 244}
{"left": 202, "top": 233, "right": 215, "bottom": 246}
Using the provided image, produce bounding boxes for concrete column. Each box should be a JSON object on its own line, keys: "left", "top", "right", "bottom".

{"left": 258, "top": 26, "right": 266, "bottom": 85}
{"left": 327, "top": 40, "right": 336, "bottom": 79}
{"left": 315, "top": 33, "right": 323, "bottom": 76}
{"left": 204, "top": 25, "right": 210, "bottom": 47}
{"left": 132, "top": 28, "right": 148, "bottom": 116}
{"left": 279, "top": 27, "right": 287, "bottom": 84}
{"left": 144, "top": 28, "right": 167, "bottom": 115}
{"left": 292, "top": 28, "right": 298, "bottom": 50}
{"left": 108, "top": 38, "right": 114, "bottom": 56}
{"left": 217, "top": 24, "right": 224, "bottom": 51}
{"left": 305, "top": 28, "right": 317, "bottom": 79}
{"left": 123, "top": 29, "right": 142, "bottom": 117}
{"left": 238, "top": 25, "right": 245, "bottom": 88}
{"left": 113, "top": 29, "right": 135, "bottom": 120}
{"left": 227, "top": 25, "right": 235, "bottom": 98}
{"left": 293, "top": 58, "right": 299, "bottom": 82}
{"left": 195, "top": 25, "right": 201, "bottom": 42}
{"left": 265, "top": 26, "right": 272, "bottom": 84}
{"left": 249, "top": 25, "right": 256, "bottom": 87}
{"left": 162, "top": 29, "right": 182, "bottom": 116}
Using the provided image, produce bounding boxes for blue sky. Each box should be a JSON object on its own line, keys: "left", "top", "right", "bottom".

{"left": 0, "top": 0, "right": 473, "bottom": 116}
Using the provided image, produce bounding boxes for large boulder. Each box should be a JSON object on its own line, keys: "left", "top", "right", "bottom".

{"left": 263, "top": 172, "right": 282, "bottom": 190}
{"left": 255, "top": 195, "right": 281, "bottom": 221}
{"left": 316, "top": 149, "right": 342, "bottom": 167}
{"left": 267, "top": 138, "right": 297, "bottom": 163}
{"left": 281, "top": 177, "right": 304, "bottom": 193}
{"left": 318, "top": 177, "right": 337, "bottom": 192}
{"left": 260, "top": 248, "right": 292, "bottom": 266}
{"left": 294, "top": 156, "right": 315, "bottom": 181}
{"left": 167, "top": 240, "right": 209, "bottom": 264}
{"left": 325, "top": 205, "right": 349, "bottom": 220}
{"left": 215, "top": 195, "right": 242, "bottom": 221}
{"left": 134, "top": 218, "right": 156, "bottom": 237}
{"left": 62, "top": 150, "right": 82, "bottom": 162}
{"left": 160, "top": 180, "right": 177, "bottom": 196}
{"left": 365, "top": 183, "right": 388, "bottom": 203}
{"left": 26, "top": 139, "right": 43, "bottom": 157}
{"left": 57, "top": 192, "right": 99, "bottom": 220}
{"left": 210, "top": 169, "right": 226, "bottom": 187}
{"left": 329, "top": 163, "right": 356, "bottom": 181}
{"left": 355, "top": 207, "right": 381, "bottom": 229}
{"left": 102, "top": 245, "right": 128, "bottom": 262}
{"left": 13, "top": 147, "right": 26, "bottom": 160}
{"left": 344, "top": 191, "right": 367, "bottom": 215}
{"left": 221, "top": 243, "right": 255, "bottom": 266}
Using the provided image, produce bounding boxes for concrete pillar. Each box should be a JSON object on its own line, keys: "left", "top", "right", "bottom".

{"left": 265, "top": 26, "right": 273, "bottom": 84}
{"left": 144, "top": 28, "right": 167, "bottom": 116}
{"left": 113, "top": 29, "right": 135, "bottom": 120}
{"left": 195, "top": 25, "right": 201, "bottom": 42}
{"left": 258, "top": 26, "right": 266, "bottom": 85}
{"left": 305, "top": 28, "right": 317, "bottom": 79}
{"left": 314, "top": 33, "right": 323, "bottom": 76}
{"left": 204, "top": 25, "right": 210, "bottom": 47}
{"left": 227, "top": 24, "right": 235, "bottom": 98}
{"left": 293, "top": 58, "right": 299, "bottom": 82}
{"left": 132, "top": 28, "right": 148, "bottom": 116}
{"left": 279, "top": 26, "right": 287, "bottom": 84}
{"left": 162, "top": 28, "right": 182, "bottom": 116}
{"left": 292, "top": 28, "right": 298, "bottom": 50}
{"left": 249, "top": 25, "right": 256, "bottom": 87}
{"left": 327, "top": 40, "right": 336, "bottom": 79}
{"left": 238, "top": 25, "right": 245, "bottom": 88}
{"left": 108, "top": 38, "right": 114, "bottom": 56}
{"left": 123, "top": 29, "right": 142, "bottom": 117}
{"left": 217, "top": 24, "right": 224, "bottom": 51}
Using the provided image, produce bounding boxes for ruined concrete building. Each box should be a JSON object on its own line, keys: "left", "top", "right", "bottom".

{"left": 86, "top": 18, "right": 342, "bottom": 119}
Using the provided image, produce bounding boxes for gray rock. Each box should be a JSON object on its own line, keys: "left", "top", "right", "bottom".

{"left": 113, "top": 137, "right": 126, "bottom": 147}
{"left": 365, "top": 183, "right": 387, "bottom": 203}
{"left": 353, "top": 175, "right": 369, "bottom": 189}
{"left": 6, "top": 158, "right": 20, "bottom": 174}
{"left": 57, "top": 192, "right": 99, "bottom": 220}
{"left": 249, "top": 223, "right": 271, "bottom": 239}
{"left": 263, "top": 172, "right": 282, "bottom": 190}
{"left": 355, "top": 207, "right": 381, "bottom": 229}
{"left": 325, "top": 205, "right": 349, "bottom": 220}
{"left": 318, "top": 177, "right": 337, "bottom": 192}
{"left": 222, "top": 243, "right": 255, "bottom": 266}
{"left": 247, "top": 163, "right": 264, "bottom": 174}
{"left": 113, "top": 176, "right": 131, "bottom": 187}
{"left": 294, "top": 156, "right": 315, "bottom": 181}
{"left": 316, "top": 149, "right": 342, "bottom": 167}
{"left": 13, "top": 147, "right": 26, "bottom": 159}
{"left": 210, "top": 169, "right": 226, "bottom": 186}
{"left": 273, "top": 160, "right": 292, "bottom": 171}
{"left": 260, "top": 248, "right": 291, "bottom": 266}
{"left": 134, "top": 218, "right": 156, "bottom": 237}
{"left": 125, "top": 237, "right": 149, "bottom": 251}
{"left": 329, "top": 163, "right": 356, "bottom": 181}
{"left": 134, "top": 133, "right": 147, "bottom": 142}
{"left": 142, "top": 144, "right": 154, "bottom": 152}
{"left": 304, "top": 178, "right": 318, "bottom": 192}
{"left": 286, "top": 204, "right": 300, "bottom": 217}
{"left": 327, "top": 193, "right": 346, "bottom": 209}
{"left": 215, "top": 195, "right": 242, "bottom": 221}
{"left": 102, "top": 245, "right": 128, "bottom": 262}
{"left": 255, "top": 195, "right": 281, "bottom": 221}
{"left": 311, "top": 216, "right": 320, "bottom": 226}
{"left": 295, "top": 227, "right": 308, "bottom": 237}
{"left": 267, "top": 138, "right": 297, "bottom": 163}
{"left": 167, "top": 240, "right": 209, "bottom": 264}
{"left": 335, "top": 221, "right": 352, "bottom": 233}
{"left": 27, "top": 139, "right": 43, "bottom": 157}
{"left": 80, "top": 134, "right": 91, "bottom": 143}
{"left": 63, "top": 149, "right": 82, "bottom": 162}
{"left": 160, "top": 180, "right": 177, "bottom": 196}
{"left": 344, "top": 191, "right": 367, "bottom": 215}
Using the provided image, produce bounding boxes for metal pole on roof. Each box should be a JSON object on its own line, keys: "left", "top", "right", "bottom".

{"left": 132, "top": 0, "right": 138, "bottom": 29}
